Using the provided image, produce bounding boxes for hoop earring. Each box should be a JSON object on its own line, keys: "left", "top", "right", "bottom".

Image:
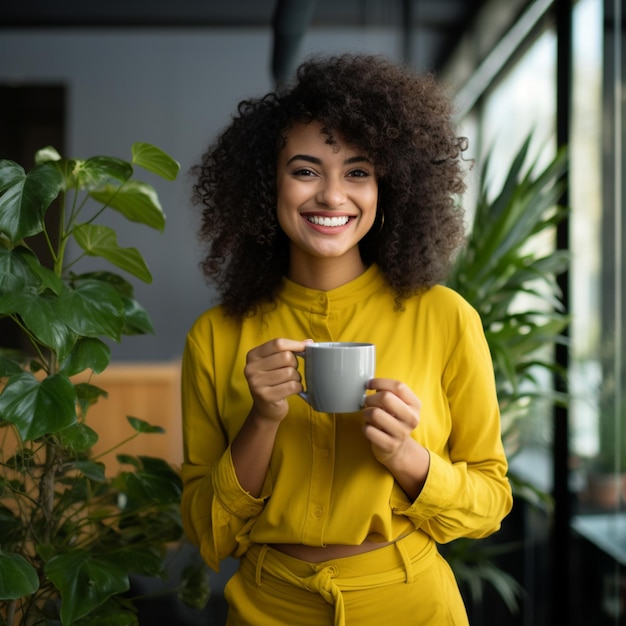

{"left": 376, "top": 209, "right": 385, "bottom": 234}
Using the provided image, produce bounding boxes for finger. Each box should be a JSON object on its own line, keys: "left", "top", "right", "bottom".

{"left": 363, "top": 388, "right": 420, "bottom": 434}
{"left": 248, "top": 337, "right": 313, "bottom": 362}
{"left": 246, "top": 364, "right": 304, "bottom": 419}
{"left": 246, "top": 350, "right": 298, "bottom": 375}
{"left": 256, "top": 379, "right": 304, "bottom": 405}
{"left": 365, "top": 388, "right": 416, "bottom": 416}
{"left": 363, "top": 421, "right": 395, "bottom": 450}
{"left": 245, "top": 354, "right": 303, "bottom": 393}
{"left": 363, "top": 405, "right": 410, "bottom": 438}
{"left": 253, "top": 364, "right": 302, "bottom": 389}
{"left": 367, "top": 378, "right": 421, "bottom": 408}
{"left": 366, "top": 378, "right": 422, "bottom": 411}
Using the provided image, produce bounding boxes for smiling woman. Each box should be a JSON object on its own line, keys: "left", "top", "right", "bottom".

{"left": 275, "top": 120, "right": 378, "bottom": 289}
{"left": 181, "top": 53, "right": 512, "bottom": 626}
{"left": 191, "top": 54, "right": 468, "bottom": 320}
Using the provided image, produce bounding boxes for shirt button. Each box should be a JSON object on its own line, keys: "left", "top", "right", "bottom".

{"left": 318, "top": 294, "right": 326, "bottom": 304}
{"left": 313, "top": 507, "right": 324, "bottom": 518}
{"left": 319, "top": 449, "right": 329, "bottom": 458}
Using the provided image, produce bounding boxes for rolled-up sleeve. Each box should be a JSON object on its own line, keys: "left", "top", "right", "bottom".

{"left": 180, "top": 328, "right": 270, "bottom": 572}
{"left": 391, "top": 302, "right": 513, "bottom": 543}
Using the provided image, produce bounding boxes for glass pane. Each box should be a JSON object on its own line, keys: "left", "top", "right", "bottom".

{"left": 480, "top": 30, "right": 557, "bottom": 189}
{"left": 570, "top": 1, "right": 626, "bottom": 624}
{"left": 480, "top": 31, "right": 558, "bottom": 470}
{"left": 570, "top": 0, "right": 604, "bottom": 484}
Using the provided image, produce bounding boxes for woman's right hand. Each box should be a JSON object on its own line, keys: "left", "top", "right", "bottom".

{"left": 243, "top": 338, "right": 312, "bottom": 422}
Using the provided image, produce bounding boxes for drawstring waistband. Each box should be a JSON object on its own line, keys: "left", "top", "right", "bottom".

{"left": 255, "top": 544, "right": 345, "bottom": 626}
{"left": 246, "top": 531, "right": 434, "bottom": 626}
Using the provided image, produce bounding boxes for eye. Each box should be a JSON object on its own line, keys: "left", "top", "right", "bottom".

{"left": 347, "top": 168, "right": 372, "bottom": 178}
{"left": 291, "top": 167, "right": 317, "bottom": 178}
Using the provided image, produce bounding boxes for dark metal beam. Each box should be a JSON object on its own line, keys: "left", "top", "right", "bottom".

{"left": 552, "top": 0, "right": 573, "bottom": 623}
{"left": 271, "top": 0, "right": 317, "bottom": 85}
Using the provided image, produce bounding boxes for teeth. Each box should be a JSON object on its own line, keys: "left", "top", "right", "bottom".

{"left": 306, "top": 215, "right": 350, "bottom": 227}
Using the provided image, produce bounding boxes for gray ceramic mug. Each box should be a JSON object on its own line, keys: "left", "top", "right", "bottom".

{"left": 296, "top": 342, "right": 376, "bottom": 413}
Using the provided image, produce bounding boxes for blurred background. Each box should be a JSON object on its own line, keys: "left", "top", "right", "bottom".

{"left": 1, "top": 0, "right": 624, "bottom": 624}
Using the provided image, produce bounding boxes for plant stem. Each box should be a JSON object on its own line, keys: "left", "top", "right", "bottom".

{"left": 10, "top": 316, "right": 48, "bottom": 372}
{"left": 39, "top": 441, "right": 58, "bottom": 543}
{"left": 42, "top": 227, "right": 58, "bottom": 267}
{"left": 91, "top": 433, "right": 139, "bottom": 460}
{"left": 6, "top": 599, "right": 16, "bottom": 626}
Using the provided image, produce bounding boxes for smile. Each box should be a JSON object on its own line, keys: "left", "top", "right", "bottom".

{"left": 305, "top": 215, "right": 351, "bottom": 227}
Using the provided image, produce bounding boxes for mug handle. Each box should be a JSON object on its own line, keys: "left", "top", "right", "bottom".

{"left": 293, "top": 351, "right": 311, "bottom": 406}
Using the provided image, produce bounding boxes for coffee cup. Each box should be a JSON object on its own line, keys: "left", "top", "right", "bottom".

{"left": 296, "top": 342, "right": 375, "bottom": 413}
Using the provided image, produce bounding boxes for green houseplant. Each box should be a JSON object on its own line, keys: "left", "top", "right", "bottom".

{"left": 443, "top": 135, "right": 570, "bottom": 612}
{"left": 449, "top": 136, "right": 570, "bottom": 457}
{"left": 0, "top": 144, "right": 207, "bottom": 625}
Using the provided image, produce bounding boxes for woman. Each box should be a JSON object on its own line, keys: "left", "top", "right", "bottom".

{"left": 181, "top": 53, "right": 513, "bottom": 625}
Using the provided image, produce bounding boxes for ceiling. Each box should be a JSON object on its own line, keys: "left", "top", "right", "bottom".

{"left": 1, "top": 0, "right": 488, "bottom": 79}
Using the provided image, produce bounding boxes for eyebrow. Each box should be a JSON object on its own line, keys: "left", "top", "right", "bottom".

{"left": 285, "top": 154, "right": 372, "bottom": 166}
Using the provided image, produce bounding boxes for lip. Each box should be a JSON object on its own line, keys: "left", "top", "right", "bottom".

{"left": 301, "top": 212, "right": 356, "bottom": 234}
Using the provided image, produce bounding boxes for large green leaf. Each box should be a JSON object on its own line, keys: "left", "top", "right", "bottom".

{"left": 121, "top": 296, "right": 155, "bottom": 335}
{"left": 116, "top": 456, "right": 182, "bottom": 510}
{"left": 45, "top": 550, "right": 130, "bottom": 625}
{"left": 60, "top": 336, "right": 111, "bottom": 376}
{"left": 0, "top": 291, "right": 76, "bottom": 360}
{"left": 0, "top": 246, "right": 63, "bottom": 294}
{"left": 57, "top": 421, "right": 99, "bottom": 453}
{"left": 20, "top": 246, "right": 65, "bottom": 294}
{"left": 0, "top": 372, "right": 77, "bottom": 440}
{"left": 119, "top": 470, "right": 182, "bottom": 507}
{"left": 109, "top": 546, "right": 166, "bottom": 579}
{"left": 0, "top": 247, "right": 28, "bottom": 292}
{"left": 0, "top": 551, "right": 40, "bottom": 600}
{"left": 0, "top": 159, "right": 25, "bottom": 194}
{"left": 74, "top": 381, "right": 108, "bottom": 417}
{"left": 127, "top": 416, "right": 165, "bottom": 434}
{"left": 179, "top": 561, "right": 211, "bottom": 610}
{"left": 73, "top": 156, "right": 133, "bottom": 191}
{"left": 131, "top": 142, "right": 180, "bottom": 181}
{"left": 0, "top": 353, "right": 25, "bottom": 377}
{"left": 55, "top": 279, "right": 125, "bottom": 341}
{"left": 0, "top": 161, "right": 63, "bottom": 241}
{"left": 73, "top": 223, "right": 153, "bottom": 282}
{"left": 74, "top": 270, "right": 135, "bottom": 297}
{"left": 90, "top": 181, "right": 166, "bottom": 232}
{"left": 74, "top": 460, "right": 107, "bottom": 482}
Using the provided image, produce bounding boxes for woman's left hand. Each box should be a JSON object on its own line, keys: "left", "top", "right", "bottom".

{"left": 362, "top": 378, "right": 430, "bottom": 498}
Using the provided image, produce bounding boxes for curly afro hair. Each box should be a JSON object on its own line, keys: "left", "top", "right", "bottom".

{"left": 191, "top": 53, "right": 468, "bottom": 319}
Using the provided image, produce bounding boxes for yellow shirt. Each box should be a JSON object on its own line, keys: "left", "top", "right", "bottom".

{"left": 180, "top": 265, "right": 513, "bottom": 572}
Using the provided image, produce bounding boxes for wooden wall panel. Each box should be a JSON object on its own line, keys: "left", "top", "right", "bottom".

{"left": 76, "top": 361, "right": 184, "bottom": 473}
{"left": 0, "top": 362, "right": 183, "bottom": 476}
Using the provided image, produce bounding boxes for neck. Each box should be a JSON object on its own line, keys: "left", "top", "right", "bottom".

{"left": 287, "top": 251, "right": 367, "bottom": 291}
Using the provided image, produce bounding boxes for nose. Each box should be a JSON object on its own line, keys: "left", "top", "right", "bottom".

{"left": 316, "top": 176, "right": 347, "bottom": 208}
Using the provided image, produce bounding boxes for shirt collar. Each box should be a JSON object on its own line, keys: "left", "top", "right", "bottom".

{"left": 278, "top": 264, "right": 388, "bottom": 311}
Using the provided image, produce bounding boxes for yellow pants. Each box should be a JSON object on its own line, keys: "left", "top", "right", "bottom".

{"left": 224, "top": 532, "right": 469, "bottom": 626}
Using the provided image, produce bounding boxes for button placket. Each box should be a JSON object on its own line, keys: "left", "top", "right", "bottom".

{"left": 301, "top": 291, "right": 335, "bottom": 544}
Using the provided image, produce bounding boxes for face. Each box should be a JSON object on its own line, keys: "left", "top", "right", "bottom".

{"left": 276, "top": 121, "right": 378, "bottom": 275}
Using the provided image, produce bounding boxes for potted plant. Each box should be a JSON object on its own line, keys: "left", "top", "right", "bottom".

{"left": 0, "top": 144, "right": 209, "bottom": 625}
{"left": 444, "top": 135, "right": 570, "bottom": 613}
